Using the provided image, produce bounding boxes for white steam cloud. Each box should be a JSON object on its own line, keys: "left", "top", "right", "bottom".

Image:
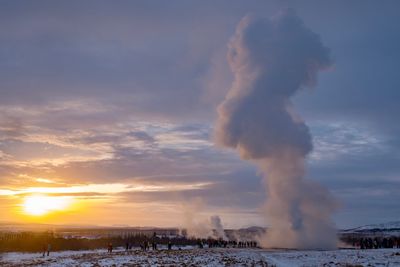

{"left": 215, "top": 9, "right": 337, "bottom": 249}
{"left": 210, "top": 215, "right": 228, "bottom": 240}
{"left": 182, "top": 200, "right": 227, "bottom": 240}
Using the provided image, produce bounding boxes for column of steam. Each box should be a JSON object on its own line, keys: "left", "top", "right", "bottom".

{"left": 215, "top": 9, "right": 337, "bottom": 249}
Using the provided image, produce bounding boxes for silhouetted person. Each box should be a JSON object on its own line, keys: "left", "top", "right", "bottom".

{"left": 42, "top": 243, "right": 47, "bottom": 257}
{"left": 383, "top": 238, "right": 388, "bottom": 248}
{"left": 152, "top": 241, "right": 157, "bottom": 250}
{"left": 367, "top": 238, "right": 373, "bottom": 249}
{"left": 108, "top": 243, "right": 113, "bottom": 253}
{"left": 143, "top": 241, "right": 148, "bottom": 251}
{"left": 168, "top": 241, "right": 172, "bottom": 250}
{"left": 389, "top": 238, "right": 394, "bottom": 248}
{"left": 360, "top": 238, "right": 365, "bottom": 249}
{"left": 47, "top": 243, "right": 51, "bottom": 256}
{"left": 373, "top": 238, "right": 378, "bottom": 249}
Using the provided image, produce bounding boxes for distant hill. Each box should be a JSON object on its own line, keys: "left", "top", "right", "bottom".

{"left": 341, "top": 221, "right": 400, "bottom": 236}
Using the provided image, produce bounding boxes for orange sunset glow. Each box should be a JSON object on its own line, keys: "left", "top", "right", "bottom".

{"left": 23, "top": 195, "right": 72, "bottom": 216}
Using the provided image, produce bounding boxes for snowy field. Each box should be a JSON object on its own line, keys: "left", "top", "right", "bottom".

{"left": 1, "top": 248, "right": 400, "bottom": 266}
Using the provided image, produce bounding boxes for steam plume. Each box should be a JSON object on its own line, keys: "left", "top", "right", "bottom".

{"left": 210, "top": 215, "right": 228, "bottom": 240}
{"left": 215, "top": 9, "right": 337, "bottom": 249}
{"left": 182, "top": 200, "right": 227, "bottom": 240}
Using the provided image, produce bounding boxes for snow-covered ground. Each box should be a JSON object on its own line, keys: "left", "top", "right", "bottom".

{"left": 262, "top": 249, "right": 400, "bottom": 267}
{"left": 1, "top": 248, "right": 400, "bottom": 266}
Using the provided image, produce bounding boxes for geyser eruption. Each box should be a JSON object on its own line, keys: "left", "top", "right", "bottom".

{"left": 215, "top": 9, "right": 337, "bottom": 249}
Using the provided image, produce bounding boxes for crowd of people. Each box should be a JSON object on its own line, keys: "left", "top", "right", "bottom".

{"left": 41, "top": 235, "right": 400, "bottom": 257}
{"left": 198, "top": 239, "right": 258, "bottom": 249}
{"left": 137, "top": 240, "right": 158, "bottom": 251}
{"left": 353, "top": 237, "right": 400, "bottom": 249}
{"left": 104, "top": 236, "right": 258, "bottom": 254}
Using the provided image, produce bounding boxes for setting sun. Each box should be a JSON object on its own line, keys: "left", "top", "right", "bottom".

{"left": 23, "top": 195, "right": 72, "bottom": 216}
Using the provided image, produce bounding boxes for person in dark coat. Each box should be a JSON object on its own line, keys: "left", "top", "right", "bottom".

{"left": 47, "top": 243, "right": 51, "bottom": 256}
{"left": 42, "top": 243, "right": 47, "bottom": 257}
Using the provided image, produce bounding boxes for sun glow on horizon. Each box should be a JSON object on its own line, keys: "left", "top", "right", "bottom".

{"left": 23, "top": 195, "right": 72, "bottom": 216}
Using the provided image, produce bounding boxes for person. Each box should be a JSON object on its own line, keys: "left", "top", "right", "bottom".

{"left": 108, "top": 243, "right": 113, "bottom": 253}
{"left": 198, "top": 239, "right": 203, "bottom": 249}
{"left": 47, "top": 243, "right": 51, "bottom": 256}
{"left": 383, "top": 238, "right": 388, "bottom": 248}
{"left": 125, "top": 241, "right": 129, "bottom": 252}
{"left": 389, "top": 238, "right": 394, "bottom": 249}
{"left": 168, "top": 241, "right": 172, "bottom": 250}
{"left": 143, "top": 241, "right": 148, "bottom": 251}
{"left": 42, "top": 243, "right": 47, "bottom": 257}
{"left": 373, "top": 238, "right": 378, "bottom": 249}
{"left": 360, "top": 238, "right": 365, "bottom": 249}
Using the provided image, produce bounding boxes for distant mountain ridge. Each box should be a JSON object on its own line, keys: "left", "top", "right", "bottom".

{"left": 342, "top": 221, "right": 400, "bottom": 234}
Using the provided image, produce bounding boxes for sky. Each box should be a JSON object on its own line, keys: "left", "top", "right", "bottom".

{"left": 0, "top": 0, "right": 399, "bottom": 229}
